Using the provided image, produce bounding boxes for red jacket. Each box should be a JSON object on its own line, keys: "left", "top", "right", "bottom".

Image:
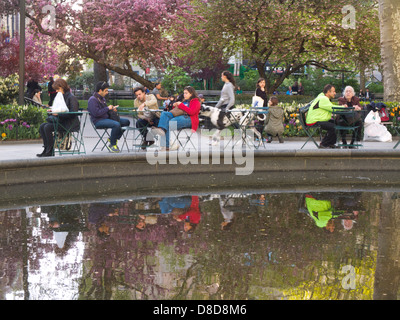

{"left": 177, "top": 98, "right": 201, "bottom": 132}
{"left": 178, "top": 196, "right": 201, "bottom": 224}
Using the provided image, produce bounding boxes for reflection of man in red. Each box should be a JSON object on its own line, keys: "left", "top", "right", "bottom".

{"left": 172, "top": 196, "right": 201, "bottom": 233}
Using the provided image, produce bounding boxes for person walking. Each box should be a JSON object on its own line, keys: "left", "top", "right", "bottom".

{"left": 215, "top": 71, "right": 236, "bottom": 128}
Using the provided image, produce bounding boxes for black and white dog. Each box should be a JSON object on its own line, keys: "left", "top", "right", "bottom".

{"left": 200, "top": 105, "right": 264, "bottom": 145}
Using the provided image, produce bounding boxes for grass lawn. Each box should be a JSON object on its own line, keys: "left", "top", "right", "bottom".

{"left": 42, "top": 99, "right": 135, "bottom": 109}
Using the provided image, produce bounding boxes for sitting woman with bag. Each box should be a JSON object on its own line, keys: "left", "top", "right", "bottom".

{"left": 37, "top": 79, "right": 80, "bottom": 157}
{"left": 337, "top": 86, "right": 364, "bottom": 148}
{"left": 151, "top": 86, "right": 201, "bottom": 151}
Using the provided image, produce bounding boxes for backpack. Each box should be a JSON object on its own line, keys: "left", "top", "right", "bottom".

{"left": 379, "top": 106, "right": 389, "bottom": 122}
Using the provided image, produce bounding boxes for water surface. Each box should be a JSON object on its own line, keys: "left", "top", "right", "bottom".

{"left": 1, "top": 191, "right": 399, "bottom": 300}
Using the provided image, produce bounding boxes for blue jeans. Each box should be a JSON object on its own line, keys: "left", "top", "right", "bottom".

{"left": 95, "top": 118, "right": 130, "bottom": 145}
{"left": 158, "top": 112, "right": 192, "bottom": 147}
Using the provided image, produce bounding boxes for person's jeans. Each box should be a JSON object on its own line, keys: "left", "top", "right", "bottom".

{"left": 95, "top": 118, "right": 130, "bottom": 145}
{"left": 157, "top": 112, "right": 192, "bottom": 147}
{"left": 136, "top": 117, "right": 159, "bottom": 140}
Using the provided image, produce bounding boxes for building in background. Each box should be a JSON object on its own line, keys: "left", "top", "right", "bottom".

{"left": 0, "top": 12, "right": 20, "bottom": 39}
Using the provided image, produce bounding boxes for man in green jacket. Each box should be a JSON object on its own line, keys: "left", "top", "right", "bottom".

{"left": 306, "top": 84, "right": 361, "bottom": 148}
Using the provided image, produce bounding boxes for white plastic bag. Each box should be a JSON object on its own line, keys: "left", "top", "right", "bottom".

{"left": 51, "top": 92, "right": 69, "bottom": 113}
{"left": 363, "top": 111, "right": 392, "bottom": 142}
{"left": 364, "top": 110, "right": 381, "bottom": 125}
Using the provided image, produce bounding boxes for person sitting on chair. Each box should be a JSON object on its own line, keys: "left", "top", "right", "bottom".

{"left": 306, "top": 84, "right": 361, "bottom": 149}
{"left": 37, "top": 79, "right": 80, "bottom": 157}
{"left": 133, "top": 86, "right": 160, "bottom": 150}
{"left": 88, "top": 81, "right": 130, "bottom": 153}
{"left": 337, "top": 86, "right": 363, "bottom": 148}
{"left": 151, "top": 86, "right": 201, "bottom": 151}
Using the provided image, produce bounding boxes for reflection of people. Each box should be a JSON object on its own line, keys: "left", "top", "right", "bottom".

{"left": 135, "top": 214, "right": 158, "bottom": 231}
{"left": 304, "top": 194, "right": 359, "bottom": 232}
{"left": 172, "top": 196, "right": 201, "bottom": 233}
{"left": 45, "top": 204, "right": 84, "bottom": 252}
{"left": 219, "top": 196, "right": 235, "bottom": 231}
{"left": 158, "top": 196, "right": 193, "bottom": 214}
{"left": 88, "top": 203, "right": 119, "bottom": 239}
{"left": 305, "top": 194, "right": 337, "bottom": 232}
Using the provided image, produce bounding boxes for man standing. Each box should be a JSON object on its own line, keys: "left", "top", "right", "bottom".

{"left": 306, "top": 84, "right": 361, "bottom": 149}
{"left": 152, "top": 82, "right": 168, "bottom": 107}
{"left": 133, "top": 87, "right": 160, "bottom": 149}
{"left": 48, "top": 77, "right": 57, "bottom": 106}
{"left": 88, "top": 81, "right": 130, "bottom": 153}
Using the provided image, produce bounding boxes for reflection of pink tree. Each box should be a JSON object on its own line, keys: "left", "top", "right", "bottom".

{"left": 81, "top": 213, "right": 198, "bottom": 300}
{"left": 0, "top": 32, "right": 59, "bottom": 81}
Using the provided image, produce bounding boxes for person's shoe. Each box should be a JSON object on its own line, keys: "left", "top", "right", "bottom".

{"left": 141, "top": 141, "right": 148, "bottom": 150}
{"left": 328, "top": 145, "right": 339, "bottom": 149}
{"left": 37, "top": 147, "right": 54, "bottom": 157}
{"left": 152, "top": 127, "right": 165, "bottom": 136}
{"left": 107, "top": 138, "right": 119, "bottom": 144}
{"left": 147, "top": 141, "right": 155, "bottom": 147}
{"left": 106, "top": 144, "right": 120, "bottom": 153}
{"left": 319, "top": 144, "right": 329, "bottom": 149}
{"left": 36, "top": 149, "right": 46, "bottom": 157}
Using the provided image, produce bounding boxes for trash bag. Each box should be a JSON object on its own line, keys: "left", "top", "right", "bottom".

{"left": 363, "top": 111, "right": 392, "bottom": 142}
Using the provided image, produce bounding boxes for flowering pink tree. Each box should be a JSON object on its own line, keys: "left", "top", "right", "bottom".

{"left": 0, "top": 31, "right": 59, "bottom": 81}
{"left": 21, "top": 0, "right": 202, "bottom": 89}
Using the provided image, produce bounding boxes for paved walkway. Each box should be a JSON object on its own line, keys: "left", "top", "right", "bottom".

{"left": 0, "top": 115, "right": 399, "bottom": 162}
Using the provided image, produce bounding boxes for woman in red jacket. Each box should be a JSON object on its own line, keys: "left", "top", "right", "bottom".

{"left": 151, "top": 86, "right": 201, "bottom": 151}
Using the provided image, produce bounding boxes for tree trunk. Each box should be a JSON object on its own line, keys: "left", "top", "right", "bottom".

{"left": 378, "top": 0, "right": 400, "bottom": 101}
{"left": 373, "top": 192, "right": 400, "bottom": 300}
{"left": 359, "top": 62, "right": 366, "bottom": 92}
{"left": 94, "top": 62, "right": 108, "bottom": 85}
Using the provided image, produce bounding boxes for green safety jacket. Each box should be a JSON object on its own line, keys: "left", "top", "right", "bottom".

{"left": 306, "top": 93, "right": 344, "bottom": 125}
{"left": 305, "top": 196, "right": 333, "bottom": 228}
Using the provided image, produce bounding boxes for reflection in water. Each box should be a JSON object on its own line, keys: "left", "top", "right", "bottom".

{"left": 0, "top": 192, "right": 399, "bottom": 300}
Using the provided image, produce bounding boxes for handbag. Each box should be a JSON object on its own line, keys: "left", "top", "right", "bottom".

{"left": 54, "top": 131, "right": 72, "bottom": 150}
{"left": 108, "top": 109, "right": 120, "bottom": 122}
{"left": 171, "top": 106, "right": 186, "bottom": 117}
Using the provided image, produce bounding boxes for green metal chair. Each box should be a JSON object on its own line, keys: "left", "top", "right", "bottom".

{"left": 332, "top": 107, "right": 362, "bottom": 149}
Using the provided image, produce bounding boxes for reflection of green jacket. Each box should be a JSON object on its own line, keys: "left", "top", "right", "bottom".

{"left": 306, "top": 93, "right": 344, "bottom": 124}
{"left": 305, "top": 196, "right": 333, "bottom": 228}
